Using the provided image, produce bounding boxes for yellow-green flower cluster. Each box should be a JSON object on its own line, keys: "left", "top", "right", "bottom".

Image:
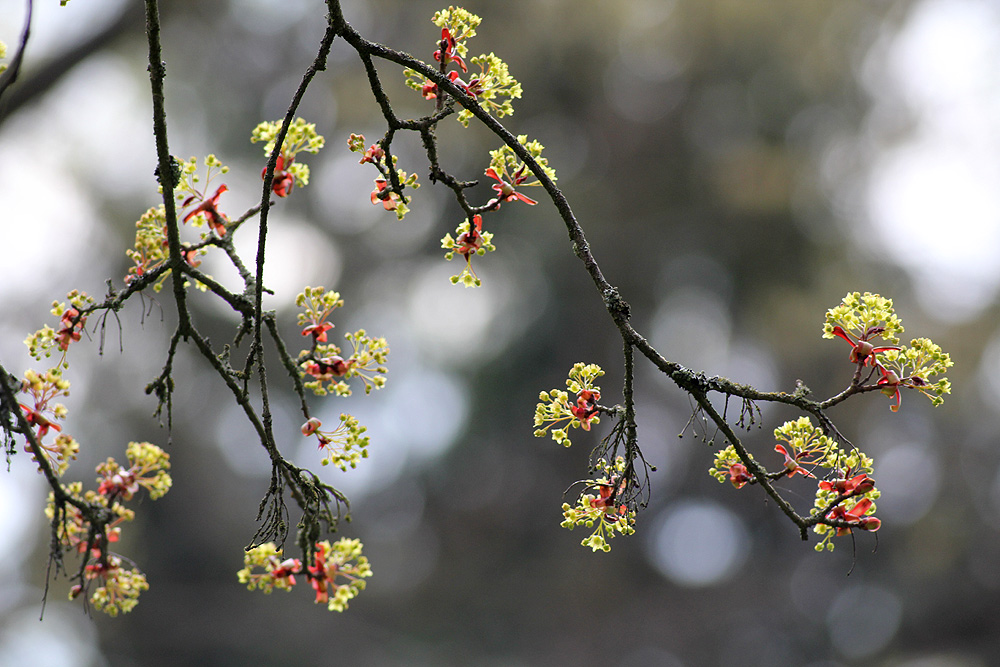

{"left": 252, "top": 118, "right": 325, "bottom": 156}
{"left": 173, "top": 155, "right": 229, "bottom": 209}
{"left": 822, "top": 291, "right": 903, "bottom": 344}
{"left": 318, "top": 414, "right": 370, "bottom": 470}
{"left": 127, "top": 441, "right": 173, "bottom": 499}
{"left": 251, "top": 117, "right": 324, "bottom": 187}
{"left": 314, "top": 538, "right": 373, "bottom": 612}
{"left": 456, "top": 53, "right": 522, "bottom": 127}
{"left": 22, "top": 368, "right": 70, "bottom": 418}
{"left": 124, "top": 205, "right": 173, "bottom": 290}
{"left": 296, "top": 287, "right": 344, "bottom": 328}
{"left": 440, "top": 219, "right": 496, "bottom": 287}
{"left": 488, "top": 135, "right": 557, "bottom": 186}
{"left": 879, "top": 337, "right": 953, "bottom": 407}
{"left": 432, "top": 6, "right": 481, "bottom": 49}
{"left": 560, "top": 457, "right": 635, "bottom": 552}
{"left": 388, "top": 169, "right": 421, "bottom": 221}
{"left": 342, "top": 330, "right": 389, "bottom": 394}
{"left": 237, "top": 543, "right": 299, "bottom": 594}
{"left": 708, "top": 444, "right": 748, "bottom": 484}
{"left": 299, "top": 332, "right": 389, "bottom": 397}
{"left": 533, "top": 363, "right": 604, "bottom": 447}
{"left": 24, "top": 292, "right": 95, "bottom": 361}
{"left": 774, "top": 416, "right": 836, "bottom": 466}
{"left": 89, "top": 559, "right": 149, "bottom": 617}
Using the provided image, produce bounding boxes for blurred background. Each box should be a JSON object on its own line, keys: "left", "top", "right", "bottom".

{"left": 1, "top": 0, "right": 998, "bottom": 664}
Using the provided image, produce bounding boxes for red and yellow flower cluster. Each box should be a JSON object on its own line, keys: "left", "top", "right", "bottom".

{"left": 238, "top": 538, "right": 372, "bottom": 612}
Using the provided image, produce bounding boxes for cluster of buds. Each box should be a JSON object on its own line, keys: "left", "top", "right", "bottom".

{"left": 236, "top": 542, "right": 302, "bottom": 593}
{"left": 299, "top": 336, "right": 389, "bottom": 395}
{"left": 533, "top": 363, "right": 605, "bottom": 447}
{"left": 560, "top": 457, "right": 636, "bottom": 552}
{"left": 874, "top": 338, "right": 952, "bottom": 412}
{"left": 238, "top": 538, "right": 372, "bottom": 612}
{"left": 771, "top": 416, "right": 838, "bottom": 480}
{"left": 95, "top": 441, "right": 173, "bottom": 501}
{"left": 74, "top": 556, "right": 150, "bottom": 617}
{"left": 125, "top": 205, "right": 176, "bottom": 290}
{"left": 299, "top": 331, "right": 389, "bottom": 397}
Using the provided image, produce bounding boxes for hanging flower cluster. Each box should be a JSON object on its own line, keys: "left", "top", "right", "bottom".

{"left": 533, "top": 363, "right": 604, "bottom": 447}
{"left": 560, "top": 457, "right": 636, "bottom": 552}
{"left": 44, "top": 440, "right": 172, "bottom": 616}
{"left": 238, "top": 538, "right": 372, "bottom": 612}
{"left": 440, "top": 214, "right": 495, "bottom": 287}
{"left": 301, "top": 414, "right": 370, "bottom": 471}
{"left": 22, "top": 291, "right": 172, "bottom": 616}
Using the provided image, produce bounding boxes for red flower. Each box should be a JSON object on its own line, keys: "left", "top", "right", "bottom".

{"left": 827, "top": 498, "right": 881, "bottom": 536}
{"left": 486, "top": 166, "right": 537, "bottom": 206}
{"left": 97, "top": 466, "right": 139, "bottom": 500}
{"left": 819, "top": 472, "right": 875, "bottom": 496}
{"left": 262, "top": 155, "right": 295, "bottom": 198}
{"left": 305, "top": 356, "right": 354, "bottom": 380}
{"left": 55, "top": 308, "right": 86, "bottom": 351}
{"left": 271, "top": 558, "right": 302, "bottom": 586}
{"left": 370, "top": 179, "right": 398, "bottom": 211}
{"left": 875, "top": 363, "right": 932, "bottom": 413}
{"left": 301, "top": 322, "right": 334, "bottom": 343}
{"left": 183, "top": 184, "right": 229, "bottom": 236}
{"left": 433, "top": 28, "right": 467, "bottom": 72}
{"left": 307, "top": 543, "right": 334, "bottom": 604}
{"left": 177, "top": 246, "right": 201, "bottom": 269}
{"left": 728, "top": 463, "right": 752, "bottom": 489}
{"left": 358, "top": 144, "right": 384, "bottom": 165}
{"left": 774, "top": 443, "right": 816, "bottom": 479}
{"left": 570, "top": 388, "right": 600, "bottom": 431}
{"left": 19, "top": 403, "right": 61, "bottom": 437}
{"left": 455, "top": 214, "right": 485, "bottom": 258}
{"left": 419, "top": 79, "right": 439, "bottom": 100}
{"left": 589, "top": 476, "right": 627, "bottom": 519}
{"left": 829, "top": 325, "right": 899, "bottom": 366}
